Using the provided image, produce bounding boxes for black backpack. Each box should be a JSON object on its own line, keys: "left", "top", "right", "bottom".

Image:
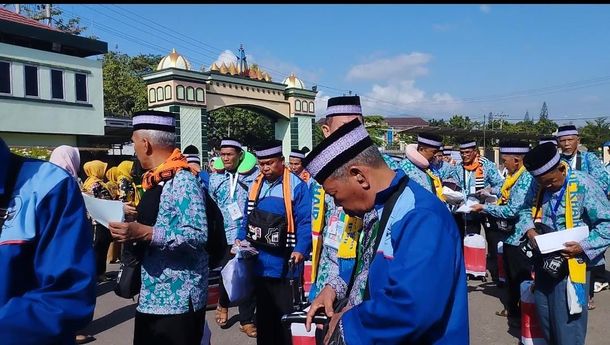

{"left": 204, "top": 190, "right": 226, "bottom": 270}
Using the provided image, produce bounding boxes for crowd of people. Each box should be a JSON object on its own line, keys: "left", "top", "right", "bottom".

{"left": 1, "top": 95, "right": 610, "bottom": 345}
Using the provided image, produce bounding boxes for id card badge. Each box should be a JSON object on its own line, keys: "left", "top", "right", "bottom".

{"left": 228, "top": 202, "right": 243, "bottom": 221}
{"left": 324, "top": 211, "right": 345, "bottom": 250}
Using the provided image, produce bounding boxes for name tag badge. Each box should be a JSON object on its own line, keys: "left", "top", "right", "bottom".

{"left": 228, "top": 202, "right": 243, "bottom": 221}
{"left": 324, "top": 213, "right": 344, "bottom": 250}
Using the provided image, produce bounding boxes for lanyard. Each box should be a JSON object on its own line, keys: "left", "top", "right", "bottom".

{"left": 464, "top": 169, "right": 474, "bottom": 194}
{"left": 569, "top": 154, "right": 578, "bottom": 170}
{"left": 547, "top": 169, "right": 571, "bottom": 227}
{"left": 261, "top": 178, "right": 281, "bottom": 199}
{"left": 228, "top": 172, "right": 240, "bottom": 201}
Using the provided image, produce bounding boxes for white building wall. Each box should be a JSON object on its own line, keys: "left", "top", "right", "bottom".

{"left": 0, "top": 42, "right": 104, "bottom": 137}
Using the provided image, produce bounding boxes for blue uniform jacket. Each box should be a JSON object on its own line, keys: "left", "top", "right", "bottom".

{"left": 341, "top": 170, "right": 469, "bottom": 345}
{"left": 238, "top": 171, "right": 312, "bottom": 278}
{"left": 0, "top": 140, "right": 96, "bottom": 344}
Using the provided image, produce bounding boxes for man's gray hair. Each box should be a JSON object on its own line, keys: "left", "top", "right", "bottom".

{"left": 328, "top": 146, "right": 385, "bottom": 180}
{"left": 137, "top": 129, "right": 176, "bottom": 149}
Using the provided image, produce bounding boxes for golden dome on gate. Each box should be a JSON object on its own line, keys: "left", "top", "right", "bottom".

{"left": 157, "top": 48, "right": 192, "bottom": 71}
{"left": 282, "top": 73, "right": 305, "bottom": 89}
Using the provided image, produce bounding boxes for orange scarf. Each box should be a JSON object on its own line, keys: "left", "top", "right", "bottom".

{"left": 142, "top": 148, "right": 192, "bottom": 190}
{"left": 248, "top": 167, "right": 295, "bottom": 236}
{"left": 463, "top": 159, "right": 484, "bottom": 178}
{"left": 299, "top": 170, "right": 311, "bottom": 183}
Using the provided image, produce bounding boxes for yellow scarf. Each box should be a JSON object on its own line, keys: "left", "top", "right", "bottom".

{"left": 532, "top": 164, "right": 586, "bottom": 294}
{"left": 425, "top": 169, "right": 446, "bottom": 201}
{"left": 309, "top": 183, "right": 361, "bottom": 283}
{"left": 105, "top": 167, "right": 119, "bottom": 199}
{"left": 83, "top": 160, "right": 108, "bottom": 193}
{"left": 498, "top": 166, "right": 525, "bottom": 205}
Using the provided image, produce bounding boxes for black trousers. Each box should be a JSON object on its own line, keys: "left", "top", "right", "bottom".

{"left": 502, "top": 243, "right": 533, "bottom": 317}
{"left": 588, "top": 263, "right": 608, "bottom": 298}
{"left": 218, "top": 245, "right": 256, "bottom": 325}
{"left": 484, "top": 220, "right": 510, "bottom": 282}
{"left": 255, "top": 276, "right": 298, "bottom": 345}
{"left": 133, "top": 307, "right": 205, "bottom": 345}
{"left": 93, "top": 222, "right": 112, "bottom": 277}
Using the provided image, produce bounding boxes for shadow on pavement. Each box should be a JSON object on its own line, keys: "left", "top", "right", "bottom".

{"left": 468, "top": 281, "right": 504, "bottom": 300}
{"left": 96, "top": 280, "right": 116, "bottom": 297}
{"left": 83, "top": 303, "right": 138, "bottom": 335}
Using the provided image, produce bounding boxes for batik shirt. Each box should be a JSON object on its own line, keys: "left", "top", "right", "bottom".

{"left": 209, "top": 168, "right": 259, "bottom": 245}
{"left": 561, "top": 151, "right": 610, "bottom": 194}
{"left": 483, "top": 170, "right": 533, "bottom": 246}
{"left": 431, "top": 160, "right": 453, "bottom": 181}
{"left": 515, "top": 170, "right": 610, "bottom": 267}
{"left": 382, "top": 152, "right": 400, "bottom": 170}
{"left": 447, "top": 159, "right": 504, "bottom": 196}
{"left": 138, "top": 170, "right": 208, "bottom": 314}
{"left": 399, "top": 158, "right": 435, "bottom": 194}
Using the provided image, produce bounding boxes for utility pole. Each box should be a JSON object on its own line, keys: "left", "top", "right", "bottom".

{"left": 45, "top": 4, "right": 52, "bottom": 26}
{"left": 483, "top": 113, "right": 487, "bottom": 150}
{"left": 15, "top": 4, "right": 20, "bottom": 14}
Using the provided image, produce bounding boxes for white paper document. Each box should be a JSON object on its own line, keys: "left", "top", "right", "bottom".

{"left": 82, "top": 193, "right": 124, "bottom": 228}
{"left": 534, "top": 225, "right": 590, "bottom": 254}
{"left": 455, "top": 197, "right": 481, "bottom": 213}
{"left": 442, "top": 187, "right": 465, "bottom": 205}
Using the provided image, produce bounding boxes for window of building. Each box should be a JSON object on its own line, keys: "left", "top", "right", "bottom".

{"left": 149, "top": 88, "right": 156, "bottom": 102}
{"left": 156, "top": 87, "right": 164, "bottom": 101}
{"left": 186, "top": 86, "right": 195, "bottom": 101}
{"left": 196, "top": 88, "right": 204, "bottom": 102}
{"left": 50, "top": 69, "right": 64, "bottom": 99}
{"left": 24, "top": 65, "right": 38, "bottom": 97}
{"left": 302, "top": 100, "right": 309, "bottom": 113}
{"left": 309, "top": 102, "right": 315, "bottom": 113}
{"left": 291, "top": 117, "right": 299, "bottom": 150}
{"left": 165, "top": 85, "right": 172, "bottom": 99}
{"left": 75, "top": 73, "right": 87, "bottom": 102}
{"left": 0, "top": 61, "right": 10, "bottom": 94}
{"left": 295, "top": 100, "right": 301, "bottom": 111}
{"left": 176, "top": 85, "right": 185, "bottom": 100}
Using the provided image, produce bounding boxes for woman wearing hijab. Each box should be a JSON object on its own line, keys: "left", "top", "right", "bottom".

{"left": 83, "top": 160, "right": 114, "bottom": 283}
{"left": 107, "top": 160, "right": 137, "bottom": 264}
{"left": 49, "top": 146, "right": 96, "bottom": 345}
{"left": 105, "top": 166, "right": 120, "bottom": 200}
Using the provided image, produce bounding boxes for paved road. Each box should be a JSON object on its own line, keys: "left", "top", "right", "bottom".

{"left": 86, "top": 263, "right": 610, "bottom": 345}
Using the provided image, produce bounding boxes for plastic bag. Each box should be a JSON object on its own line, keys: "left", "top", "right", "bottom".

{"left": 220, "top": 254, "right": 254, "bottom": 303}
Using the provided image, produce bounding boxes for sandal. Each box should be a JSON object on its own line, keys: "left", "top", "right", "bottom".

{"left": 495, "top": 309, "right": 509, "bottom": 317}
{"left": 215, "top": 306, "right": 228, "bottom": 326}
{"left": 240, "top": 323, "right": 257, "bottom": 338}
{"left": 588, "top": 300, "right": 596, "bottom": 310}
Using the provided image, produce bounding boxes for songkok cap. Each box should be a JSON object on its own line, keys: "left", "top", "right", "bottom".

{"left": 183, "top": 145, "right": 201, "bottom": 165}
{"left": 132, "top": 110, "right": 175, "bottom": 132}
{"left": 290, "top": 148, "right": 306, "bottom": 159}
{"left": 302, "top": 118, "right": 374, "bottom": 185}
{"left": 417, "top": 133, "right": 443, "bottom": 149}
{"left": 458, "top": 138, "right": 477, "bottom": 150}
{"left": 254, "top": 140, "right": 283, "bottom": 159}
{"left": 325, "top": 95, "right": 362, "bottom": 118}
{"left": 555, "top": 125, "right": 578, "bottom": 138}
{"left": 443, "top": 145, "right": 453, "bottom": 156}
{"left": 220, "top": 137, "right": 243, "bottom": 150}
{"left": 524, "top": 142, "right": 561, "bottom": 177}
{"left": 539, "top": 135, "right": 558, "bottom": 146}
{"left": 499, "top": 140, "right": 530, "bottom": 155}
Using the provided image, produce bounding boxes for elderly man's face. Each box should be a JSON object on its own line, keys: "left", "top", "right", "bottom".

{"left": 322, "top": 115, "right": 364, "bottom": 138}
{"left": 558, "top": 135, "right": 579, "bottom": 156}
{"left": 131, "top": 131, "right": 152, "bottom": 170}
{"left": 322, "top": 172, "right": 373, "bottom": 217}
{"left": 258, "top": 156, "right": 285, "bottom": 181}
{"left": 536, "top": 164, "right": 567, "bottom": 193}
{"left": 460, "top": 148, "right": 478, "bottom": 165}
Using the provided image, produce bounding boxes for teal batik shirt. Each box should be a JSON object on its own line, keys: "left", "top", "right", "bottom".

{"left": 209, "top": 167, "right": 259, "bottom": 245}
{"left": 382, "top": 152, "right": 400, "bottom": 170}
{"left": 483, "top": 170, "right": 534, "bottom": 246}
{"left": 447, "top": 158, "right": 505, "bottom": 196}
{"left": 515, "top": 170, "right": 610, "bottom": 267}
{"left": 561, "top": 151, "right": 610, "bottom": 195}
{"left": 139, "top": 170, "right": 208, "bottom": 314}
{"left": 399, "top": 158, "right": 435, "bottom": 194}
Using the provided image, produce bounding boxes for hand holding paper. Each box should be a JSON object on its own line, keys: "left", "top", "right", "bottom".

{"left": 534, "top": 226, "right": 589, "bottom": 254}
{"left": 82, "top": 193, "right": 124, "bottom": 228}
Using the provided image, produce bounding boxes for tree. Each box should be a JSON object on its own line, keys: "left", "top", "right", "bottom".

{"left": 535, "top": 117, "right": 557, "bottom": 135}
{"left": 12, "top": 4, "right": 88, "bottom": 36}
{"left": 448, "top": 115, "right": 478, "bottom": 130}
{"left": 363, "top": 115, "right": 388, "bottom": 147}
{"left": 101, "top": 51, "right": 162, "bottom": 117}
{"left": 208, "top": 107, "right": 274, "bottom": 149}
{"left": 524, "top": 110, "right": 530, "bottom": 122}
{"left": 312, "top": 121, "right": 324, "bottom": 147}
{"left": 579, "top": 117, "right": 610, "bottom": 153}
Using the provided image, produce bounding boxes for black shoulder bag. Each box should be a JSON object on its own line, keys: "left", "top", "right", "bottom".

{"left": 114, "top": 183, "right": 163, "bottom": 299}
{"left": 0, "top": 154, "right": 23, "bottom": 231}
{"left": 327, "top": 175, "right": 410, "bottom": 345}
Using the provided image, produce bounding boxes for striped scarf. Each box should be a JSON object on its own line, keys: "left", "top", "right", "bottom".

{"left": 463, "top": 158, "right": 485, "bottom": 192}
{"left": 247, "top": 168, "right": 295, "bottom": 247}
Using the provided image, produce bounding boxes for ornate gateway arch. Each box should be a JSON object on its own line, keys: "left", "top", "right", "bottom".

{"left": 142, "top": 46, "right": 317, "bottom": 162}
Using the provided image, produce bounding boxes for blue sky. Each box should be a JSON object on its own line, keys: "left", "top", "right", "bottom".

{"left": 58, "top": 4, "right": 610, "bottom": 124}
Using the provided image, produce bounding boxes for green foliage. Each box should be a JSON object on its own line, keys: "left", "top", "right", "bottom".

{"left": 102, "top": 51, "right": 162, "bottom": 117}
{"left": 208, "top": 107, "right": 274, "bottom": 149}
{"left": 364, "top": 115, "right": 389, "bottom": 147}
{"left": 10, "top": 146, "right": 52, "bottom": 160}
{"left": 312, "top": 122, "right": 324, "bottom": 147}
{"left": 579, "top": 117, "right": 610, "bottom": 152}
{"left": 15, "top": 4, "right": 87, "bottom": 35}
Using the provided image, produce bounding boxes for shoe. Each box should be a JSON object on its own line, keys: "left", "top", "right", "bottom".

{"left": 75, "top": 334, "right": 96, "bottom": 344}
{"left": 495, "top": 309, "right": 509, "bottom": 318}
{"left": 215, "top": 306, "right": 228, "bottom": 327}
{"left": 239, "top": 323, "right": 257, "bottom": 338}
{"left": 594, "top": 282, "right": 609, "bottom": 293}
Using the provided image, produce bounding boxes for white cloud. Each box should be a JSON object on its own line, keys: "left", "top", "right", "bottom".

{"left": 212, "top": 50, "right": 238, "bottom": 66}
{"left": 480, "top": 5, "right": 491, "bottom": 14}
{"left": 314, "top": 90, "right": 330, "bottom": 117}
{"left": 346, "top": 53, "right": 432, "bottom": 81}
{"left": 432, "top": 23, "right": 454, "bottom": 32}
